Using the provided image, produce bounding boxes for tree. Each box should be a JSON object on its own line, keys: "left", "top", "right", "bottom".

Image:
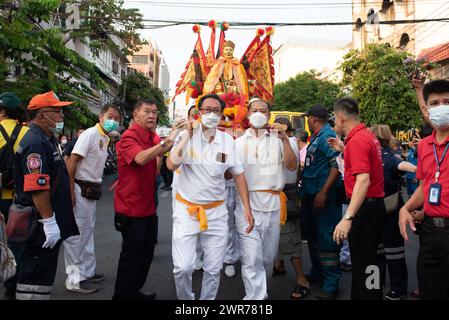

{"left": 0, "top": 0, "right": 144, "bottom": 129}
{"left": 273, "top": 70, "right": 342, "bottom": 113}
{"left": 339, "top": 43, "right": 430, "bottom": 131}
{"left": 118, "top": 72, "right": 170, "bottom": 127}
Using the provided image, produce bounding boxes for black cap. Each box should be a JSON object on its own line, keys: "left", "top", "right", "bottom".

{"left": 306, "top": 104, "right": 328, "bottom": 119}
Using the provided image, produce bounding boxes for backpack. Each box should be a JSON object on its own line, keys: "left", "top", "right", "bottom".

{"left": 0, "top": 124, "right": 22, "bottom": 189}
{"left": 0, "top": 220, "right": 16, "bottom": 283}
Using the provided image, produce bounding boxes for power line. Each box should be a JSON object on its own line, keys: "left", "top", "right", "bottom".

{"left": 126, "top": 0, "right": 449, "bottom": 7}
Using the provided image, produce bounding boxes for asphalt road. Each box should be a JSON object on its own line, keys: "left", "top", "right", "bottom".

{"left": 1, "top": 174, "right": 420, "bottom": 300}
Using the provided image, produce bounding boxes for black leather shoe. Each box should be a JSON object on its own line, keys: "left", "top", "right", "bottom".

{"left": 136, "top": 291, "right": 156, "bottom": 300}
{"left": 316, "top": 289, "right": 339, "bottom": 300}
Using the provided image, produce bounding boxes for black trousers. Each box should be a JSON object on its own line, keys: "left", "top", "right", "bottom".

{"left": 348, "top": 198, "right": 386, "bottom": 300}
{"left": 15, "top": 224, "right": 61, "bottom": 300}
{"left": 379, "top": 203, "right": 408, "bottom": 294}
{"left": 0, "top": 198, "right": 12, "bottom": 221}
{"left": 113, "top": 213, "right": 158, "bottom": 300}
{"left": 417, "top": 216, "right": 449, "bottom": 300}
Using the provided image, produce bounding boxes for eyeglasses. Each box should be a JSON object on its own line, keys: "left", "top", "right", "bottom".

{"left": 200, "top": 108, "right": 221, "bottom": 115}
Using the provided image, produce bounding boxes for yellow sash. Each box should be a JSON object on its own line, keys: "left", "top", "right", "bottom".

{"left": 176, "top": 193, "right": 224, "bottom": 231}
{"left": 256, "top": 190, "right": 288, "bottom": 225}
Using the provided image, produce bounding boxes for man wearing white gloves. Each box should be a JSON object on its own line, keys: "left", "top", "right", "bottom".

{"left": 12, "top": 91, "right": 79, "bottom": 300}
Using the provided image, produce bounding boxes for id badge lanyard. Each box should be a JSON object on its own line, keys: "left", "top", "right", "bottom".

{"left": 433, "top": 143, "right": 449, "bottom": 183}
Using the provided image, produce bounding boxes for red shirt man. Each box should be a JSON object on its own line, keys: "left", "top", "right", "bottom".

{"left": 400, "top": 79, "right": 449, "bottom": 300}
{"left": 112, "top": 100, "right": 183, "bottom": 300}
{"left": 114, "top": 123, "right": 160, "bottom": 217}
{"left": 415, "top": 131, "right": 449, "bottom": 218}
{"left": 344, "top": 123, "right": 384, "bottom": 198}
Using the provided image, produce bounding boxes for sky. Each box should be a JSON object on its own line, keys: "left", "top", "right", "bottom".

{"left": 123, "top": 0, "right": 353, "bottom": 111}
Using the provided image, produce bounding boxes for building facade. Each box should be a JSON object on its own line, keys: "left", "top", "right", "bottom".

{"left": 273, "top": 37, "right": 350, "bottom": 83}
{"left": 352, "top": 0, "right": 449, "bottom": 60}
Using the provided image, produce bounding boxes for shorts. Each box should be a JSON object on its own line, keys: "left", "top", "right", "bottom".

{"left": 277, "top": 217, "right": 302, "bottom": 258}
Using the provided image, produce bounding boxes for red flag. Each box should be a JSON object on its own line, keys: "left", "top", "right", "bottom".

{"left": 173, "top": 25, "right": 208, "bottom": 101}
{"left": 241, "top": 28, "right": 264, "bottom": 63}
{"left": 216, "top": 22, "right": 229, "bottom": 58}
{"left": 206, "top": 20, "right": 217, "bottom": 68}
{"left": 247, "top": 27, "right": 275, "bottom": 102}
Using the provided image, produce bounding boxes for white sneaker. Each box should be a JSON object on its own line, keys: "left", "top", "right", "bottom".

{"left": 195, "top": 257, "right": 203, "bottom": 271}
{"left": 224, "top": 264, "right": 236, "bottom": 277}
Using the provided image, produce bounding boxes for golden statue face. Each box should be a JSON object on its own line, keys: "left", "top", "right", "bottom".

{"left": 223, "top": 46, "right": 234, "bottom": 59}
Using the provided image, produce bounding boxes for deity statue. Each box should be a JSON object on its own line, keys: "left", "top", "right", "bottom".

{"left": 203, "top": 40, "right": 249, "bottom": 101}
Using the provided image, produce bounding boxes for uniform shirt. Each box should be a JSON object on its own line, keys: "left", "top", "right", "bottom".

{"left": 405, "top": 148, "right": 418, "bottom": 181}
{"left": 72, "top": 124, "right": 110, "bottom": 183}
{"left": 343, "top": 123, "right": 384, "bottom": 198}
{"left": 114, "top": 123, "right": 161, "bottom": 218}
{"left": 416, "top": 131, "right": 449, "bottom": 218}
{"left": 0, "top": 119, "right": 29, "bottom": 200}
{"left": 235, "top": 129, "right": 285, "bottom": 212}
{"left": 172, "top": 127, "right": 244, "bottom": 220}
{"left": 382, "top": 147, "right": 404, "bottom": 197}
{"left": 13, "top": 123, "right": 79, "bottom": 240}
{"left": 284, "top": 136, "right": 300, "bottom": 184}
{"left": 301, "top": 124, "right": 340, "bottom": 195}
{"left": 63, "top": 138, "right": 77, "bottom": 158}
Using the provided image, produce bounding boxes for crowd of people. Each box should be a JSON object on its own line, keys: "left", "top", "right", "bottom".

{"left": 0, "top": 77, "right": 448, "bottom": 301}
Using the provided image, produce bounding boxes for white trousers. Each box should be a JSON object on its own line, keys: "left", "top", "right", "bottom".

{"left": 172, "top": 202, "right": 228, "bottom": 300}
{"left": 224, "top": 186, "right": 240, "bottom": 264}
{"left": 63, "top": 183, "right": 97, "bottom": 286}
{"left": 235, "top": 202, "right": 281, "bottom": 300}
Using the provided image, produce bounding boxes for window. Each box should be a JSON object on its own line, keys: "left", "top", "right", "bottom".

{"left": 112, "top": 61, "right": 118, "bottom": 75}
{"left": 399, "top": 33, "right": 410, "bottom": 49}
{"left": 132, "top": 55, "right": 148, "bottom": 64}
{"left": 291, "top": 116, "right": 305, "bottom": 130}
{"left": 14, "top": 65, "right": 21, "bottom": 77}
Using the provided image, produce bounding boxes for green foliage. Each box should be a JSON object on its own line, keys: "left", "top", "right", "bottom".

{"left": 339, "top": 43, "right": 430, "bottom": 131}
{"left": 0, "top": 0, "right": 144, "bottom": 128}
{"left": 118, "top": 73, "right": 170, "bottom": 127}
{"left": 274, "top": 70, "right": 342, "bottom": 113}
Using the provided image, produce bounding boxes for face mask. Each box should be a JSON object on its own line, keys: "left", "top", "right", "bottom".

{"left": 201, "top": 112, "right": 221, "bottom": 129}
{"left": 103, "top": 119, "right": 119, "bottom": 132}
{"left": 428, "top": 104, "right": 449, "bottom": 129}
{"left": 61, "top": 139, "right": 67, "bottom": 145}
{"left": 249, "top": 112, "right": 268, "bottom": 128}
{"left": 43, "top": 113, "right": 64, "bottom": 135}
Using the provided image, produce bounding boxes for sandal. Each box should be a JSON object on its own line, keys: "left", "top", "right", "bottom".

{"left": 290, "top": 283, "right": 310, "bottom": 300}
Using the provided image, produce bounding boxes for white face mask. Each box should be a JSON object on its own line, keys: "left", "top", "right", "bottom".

{"left": 428, "top": 104, "right": 449, "bottom": 129}
{"left": 201, "top": 112, "right": 221, "bottom": 129}
{"left": 61, "top": 139, "right": 67, "bottom": 145}
{"left": 249, "top": 112, "right": 268, "bottom": 129}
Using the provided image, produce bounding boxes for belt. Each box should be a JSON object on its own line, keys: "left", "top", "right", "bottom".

{"left": 175, "top": 193, "right": 224, "bottom": 231}
{"left": 424, "top": 215, "right": 449, "bottom": 228}
{"left": 75, "top": 179, "right": 101, "bottom": 188}
{"left": 255, "top": 190, "right": 287, "bottom": 225}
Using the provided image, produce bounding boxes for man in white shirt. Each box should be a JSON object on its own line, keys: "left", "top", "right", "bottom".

{"left": 234, "top": 97, "right": 297, "bottom": 300}
{"left": 167, "top": 94, "right": 254, "bottom": 300}
{"left": 64, "top": 104, "right": 121, "bottom": 293}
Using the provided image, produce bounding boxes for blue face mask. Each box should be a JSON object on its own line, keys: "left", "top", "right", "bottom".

{"left": 43, "top": 113, "right": 64, "bottom": 135}
{"left": 103, "top": 119, "right": 119, "bottom": 132}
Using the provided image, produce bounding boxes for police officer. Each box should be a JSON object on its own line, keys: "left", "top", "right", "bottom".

{"left": 13, "top": 91, "right": 78, "bottom": 300}
{"left": 301, "top": 104, "right": 342, "bottom": 300}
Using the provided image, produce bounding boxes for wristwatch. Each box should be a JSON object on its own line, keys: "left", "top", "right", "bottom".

{"left": 343, "top": 212, "right": 354, "bottom": 221}
{"left": 160, "top": 138, "right": 171, "bottom": 147}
